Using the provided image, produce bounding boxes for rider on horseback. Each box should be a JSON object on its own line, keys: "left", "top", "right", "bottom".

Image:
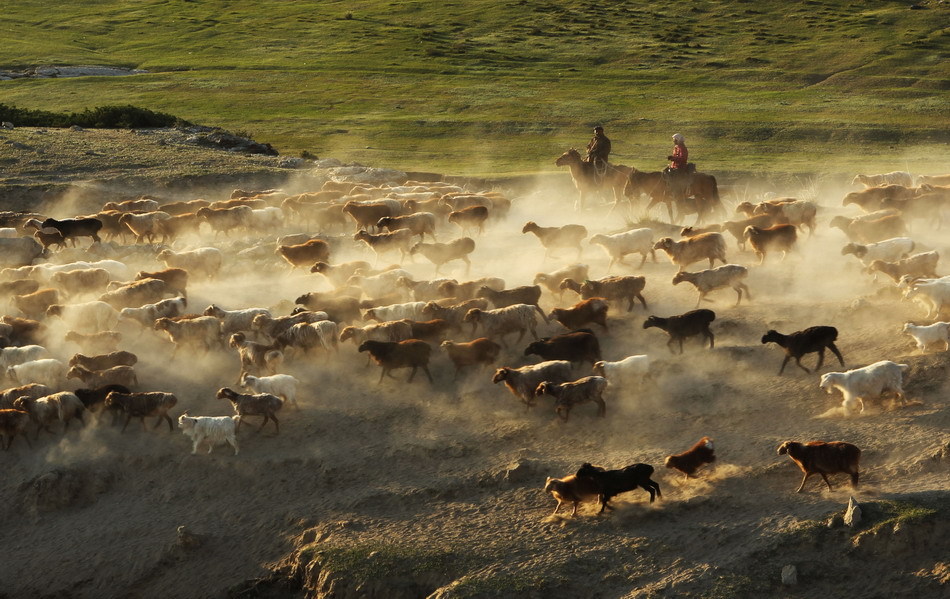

{"left": 663, "top": 133, "right": 692, "bottom": 201}
{"left": 585, "top": 126, "right": 611, "bottom": 180}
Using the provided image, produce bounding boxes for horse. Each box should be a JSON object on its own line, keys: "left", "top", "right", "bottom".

{"left": 624, "top": 168, "right": 724, "bottom": 224}
{"left": 555, "top": 148, "right": 631, "bottom": 211}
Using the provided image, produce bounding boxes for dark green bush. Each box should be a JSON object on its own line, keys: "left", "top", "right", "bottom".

{"left": 0, "top": 103, "right": 188, "bottom": 129}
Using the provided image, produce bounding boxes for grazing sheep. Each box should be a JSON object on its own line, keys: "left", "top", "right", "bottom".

{"left": 777, "top": 440, "right": 861, "bottom": 493}
{"left": 65, "top": 330, "right": 122, "bottom": 355}
{"left": 643, "top": 310, "right": 716, "bottom": 354}
{"left": 46, "top": 300, "right": 120, "bottom": 333}
{"left": 67, "top": 364, "right": 138, "bottom": 389}
{"left": 819, "top": 360, "right": 910, "bottom": 414}
{"left": 476, "top": 285, "right": 544, "bottom": 312}
{"left": 672, "top": 265, "right": 750, "bottom": 307}
{"left": 534, "top": 264, "right": 589, "bottom": 298}
{"left": 448, "top": 206, "right": 489, "bottom": 235}
{"left": 154, "top": 316, "right": 222, "bottom": 356}
{"left": 535, "top": 376, "right": 608, "bottom": 422}
{"left": 522, "top": 221, "right": 588, "bottom": 258}
{"left": 178, "top": 413, "right": 240, "bottom": 455}
{"left": 492, "top": 360, "right": 573, "bottom": 408}
{"left": 761, "top": 326, "right": 845, "bottom": 375}
{"left": 6, "top": 359, "right": 66, "bottom": 388}
{"left": 653, "top": 233, "right": 728, "bottom": 271}
{"left": 524, "top": 330, "right": 602, "bottom": 367}
{"left": 440, "top": 338, "right": 502, "bottom": 378}
{"left": 574, "top": 462, "right": 661, "bottom": 512}
{"left": 377, "top": 212, "right": 437, "bottom": 241}
{"left": 105, "top": 391, "right": 178, "bottom": 432}
{"left": 561, "top": 275, "right": 648, "bottom": 312}
{"left": 543, "top": 474, "right": 602, "bottom": 516}
{"left": 548, "top": 298, "right": 609, "bottom": 332}
{"left": 902, "top": 321, "right": 950, "bottom": 352}
{"left": 0, "top": 409, "right": 32, "bottom": 449}
{"left": 665, "top": 437, "right": 716, "bottom": 479}
{"left": 357, "top": 339, "right": 434, "bottom": 384}
{"left": 868, "top": 251, "right": 939, "bottom": 283}
{"left": 216, "top": 387, "right": 283, "bottom": 433}
{"left": 240, "top": 374, "right": 299, "bottom": 410}
{"left": 589, "top": 228, "right": 656, "bottom": 269}
{"left": 410, "top": 238, "right": 476, "bottom": 274}
{"left": 158, "top": 247, "right": 222, "bottom": 279}
{"left": 743, "top": 224, "right": 797, "bottom": 264}
{"left": 463, "top": 304, "right": 546, "bottom": 346}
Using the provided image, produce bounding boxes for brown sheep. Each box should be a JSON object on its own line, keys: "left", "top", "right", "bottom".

{"left": 548, "top": 298, "right": 609, "bottom": 332}
{"left": 777, "top": 440, "right": 861, "bottom": 493}
{"left": 358, "top": 339, "right": 434, "bottom": 384}
{"left": 544, "top": 474, "right": 602, "bottom": 516}
{"left": 665, "top": 437, "right": 716, "bottom": 479}
{"left": 0, "top": 409, "right": 32, "bottom": 449}
{"left": 276, "top": 239, "right": 331, "bottom": 269}
{"left": 653, "top": 233, "right": 728, "bottom": 271}
{"left": 440, "top": 338, "right": 501, "bottom": 378}
{"left": 13, "top": 288, "right": 59, "bottom": 319}
{"left": 743, "top": 224, "right": 798, "bottom": 264}
{"left": 448, "top": 206, "right": 490, "bottom": 235}
{"left": 135, "top": 268, "right": 189, "bottom": 298}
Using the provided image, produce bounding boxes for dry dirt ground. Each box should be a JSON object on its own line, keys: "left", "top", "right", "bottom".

{"left": 0, "top": 130, "right": 947, "bottom": 598}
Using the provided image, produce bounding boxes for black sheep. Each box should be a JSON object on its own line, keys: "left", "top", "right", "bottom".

{"left": 524, "top": 329, "right": 601, "bottom": 367}
{"left": 761, "top": 326, "right": 844, "bottom": 375}
{"left": 575, "top": 462, "right": 661, "bottom": 513}
{"left": 642, "top": 309, "right": 715, "bottom": 354}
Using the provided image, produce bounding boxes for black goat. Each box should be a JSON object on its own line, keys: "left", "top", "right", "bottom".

{"left": 761, "top": 326, "right": 844, "bottom": 375}
{"left": 41, "top": 217, "right": 102, "bottom": 245}
{"left": 642, "top": 309, "right": 715, "bottom": 354}
{"left": 524, "top": 329, "right": 601, "bottom": 367}
{"left": 575, "top": 462, "right": 661, "bottom": 513}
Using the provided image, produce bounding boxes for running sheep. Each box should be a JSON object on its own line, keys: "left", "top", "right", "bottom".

{"left": 819, "top": 360, "right": 910, "bottom": 415}
{"left": 178, "top": 413, "right": 240, "bottom": 455}
{"left": 671, "top": 265, "right": 750, "bottom": 307}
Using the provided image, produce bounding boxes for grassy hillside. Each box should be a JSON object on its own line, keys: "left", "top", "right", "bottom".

{"left": 1, "top": 0, "right": 947, "bottom": 175}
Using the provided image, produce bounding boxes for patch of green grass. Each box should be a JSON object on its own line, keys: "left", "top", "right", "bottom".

{"left": 0, "top": 1, "right": 947, "bottom": 175}
{"left": 856, "top": 499, "right": 939, "bottom": 536}
{"left": 298, "top": 540, "right": 463, "bottom": 582}
{"left": 446, "top": 571, "right": 558, "bottom": 598}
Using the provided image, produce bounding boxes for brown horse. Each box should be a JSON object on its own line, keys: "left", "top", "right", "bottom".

{"left": 555, "top": 148, "right": 632, "bottom": 211}
{"left": 624, "top": 168, "right": 724, "bottom": 224}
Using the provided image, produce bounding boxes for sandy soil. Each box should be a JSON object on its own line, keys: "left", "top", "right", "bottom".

{"left": 0, "top": 161, "right": 948, "bottom": 599}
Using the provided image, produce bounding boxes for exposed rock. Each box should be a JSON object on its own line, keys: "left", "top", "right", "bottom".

{"left": 324, "top": 165, "right": 407, "bottom": 186}
{"left": 277, "top": 156, "right": 306, "bottom": 169}
{"left": 1, "top": 121, "right": 13, "bottom": 129}
{"left": 781, "top": 564, "right": 798, "bottom": 585}
{"left": 501, "top": 458, "right": 540, "bottom": 483}
{"left": 176, "top": 525, "right": 205, "bottom": 550}
{"left": 17, "top": 467, "right": 115, "bottom": 516}
{"left": 844, "top": 495, "right": 862, "bottom": 528}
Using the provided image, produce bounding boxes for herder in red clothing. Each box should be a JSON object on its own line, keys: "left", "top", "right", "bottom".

{"left": 664, "top": 133, "right": 691, "bottom": 201}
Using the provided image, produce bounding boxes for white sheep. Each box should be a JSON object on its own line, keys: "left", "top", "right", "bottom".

{"left": 120, "top": 297, "right": 187, "bottom": 327}
{"left": 6, "top": 358, "right": 67, "bottom": 388}
{"left": 592, "top": 355, "right": 650, "bottom": 389}
{"left": 902, "top": 322, "right": 950, "bottom": 353}
{"left": 363, "top": 301, "right": 427, "bottom": 323}
{"left": 902, "top": 279, "right": 950, "bottom": 320}
{"left": 85, "top": 260, "right": 131, "bottom": 281}
{"left": 178, "top": 413, "right": 240, "bottom": 455}
{"left": 819, "top": 360, "right": 910, "bottom": 415}
{"left": 339, "top": 321, "right": 413, "bottom": 345}
{"left": 46, "top": 300, "right": 120, "bottom": 333}
{"left": 0, "top": 345, "right": 49, "bottom": 369}
{"left": 240, "top": 374, "right": 299, "bottom": 410}
{"left": 672, "top": 264, "right": 751, "bottom": 307}
{"left": 842, "top": 237, "right": 915, "bottom": 268}
{"left": 589, "top": 228, "right": 655, "bottom": 270}
{"left": 279, "top": 321, "right": 339, "bottom": 354}
{"left": 204, "top": 305, "right": 271, "bottom": 336}
{"left": 852, "top": 172, "right": 913, "bottom": 187}
{"left": 158, "top": 247, "right": 223, "bottom": 279}
{"left": 347, "top": 269, "right": 414, "bottom": 299}
{"left": 463, "top": 304, "right": 545, "bottom": 345}
{"left": 535, "top": 376, "right": 609, "bottom": 422}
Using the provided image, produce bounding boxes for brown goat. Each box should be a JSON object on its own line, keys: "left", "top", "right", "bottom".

{"left": 665, "top": 437, "right": 716, "bottom": 479}
{"left": 777, "top": 440, "right": 861, "bottom": 493}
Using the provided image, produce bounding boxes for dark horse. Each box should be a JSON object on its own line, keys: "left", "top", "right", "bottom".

{"left": 555, "top": 148, "right": 632, "bottom": 211}
{"left": 623, "top": 168, "right": 724, "bottom": 224}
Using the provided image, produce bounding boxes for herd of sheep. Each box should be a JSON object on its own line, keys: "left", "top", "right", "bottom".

{"left": 0, "top": 165, "right": 948, "bottom": 516}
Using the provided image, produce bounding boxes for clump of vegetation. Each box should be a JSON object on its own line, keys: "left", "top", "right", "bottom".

{"left": 0, "top": 103, "right": 187, "bottom": 129}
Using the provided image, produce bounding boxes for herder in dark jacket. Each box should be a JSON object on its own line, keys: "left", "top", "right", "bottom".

{"left": 585, "top": 126, "right": 611, "bottom": 172}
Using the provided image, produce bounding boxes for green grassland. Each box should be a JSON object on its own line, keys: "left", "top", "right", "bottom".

{"left": 1, "top": 0, "right": 947, "bottom": 176}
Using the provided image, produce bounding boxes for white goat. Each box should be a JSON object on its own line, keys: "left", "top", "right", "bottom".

{"left": 902, "top": 322, "right": 950, "bottom": 353}
{"left": 178, "top": 413, "right": 240, "bottom": 455}
{"left": 589, "top": 228, "right": 655, "bottom": 270}
{"left": 902, "top": 279, "right": 950, "bottom": 320}
{"left": 819, "top": 360, "right": 910, "bottom": 415}
{"left": 6, "top": 358, "right": 67, "bottom": 388}
{"left": 592, "top": 355, "right": 651, "bottom": 388}
{"left": 240, "top": 374, "right": 299, "bottom": 410}
{"left": 842, "top": 237, "right": 915, "bottom": 267}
